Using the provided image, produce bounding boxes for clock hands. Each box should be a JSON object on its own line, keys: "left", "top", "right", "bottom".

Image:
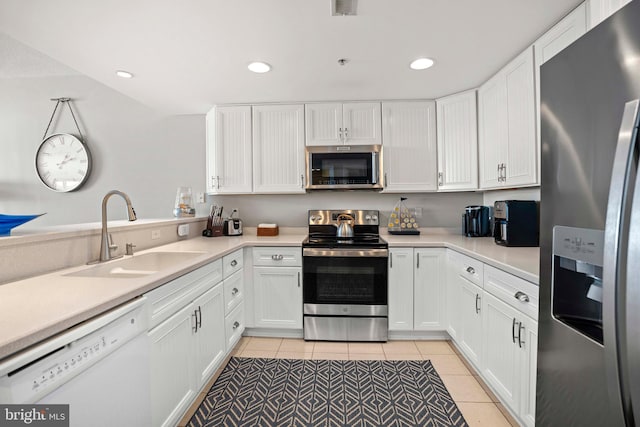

{"left": 56, "top": 154, "right": 76, "bottom": 168}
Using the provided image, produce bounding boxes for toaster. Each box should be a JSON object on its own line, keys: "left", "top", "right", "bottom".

{"left": 223, "top": 218, "right": 243, "bottom": 236}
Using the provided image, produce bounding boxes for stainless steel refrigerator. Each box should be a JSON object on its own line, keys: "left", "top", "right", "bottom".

{"left": 538, "top": 1, "right": 640, "bottom": 425}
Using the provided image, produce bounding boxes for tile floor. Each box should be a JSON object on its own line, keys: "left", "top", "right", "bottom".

{"left": 179, "top": 338, "right": 519, "bottom": 427}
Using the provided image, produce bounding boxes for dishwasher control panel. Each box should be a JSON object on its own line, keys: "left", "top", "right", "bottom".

{"left": 0, "top": 302, "right": 147, "bottom": 404}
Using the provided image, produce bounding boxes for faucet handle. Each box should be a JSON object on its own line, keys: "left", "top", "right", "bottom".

{"left": 125, "top": 243, "right": 136, "bottom": 256}
{"left": 107, "top": 233, "right": 118, "bottom": 251}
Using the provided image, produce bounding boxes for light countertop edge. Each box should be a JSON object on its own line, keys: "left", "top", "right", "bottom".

{"left": 0, "top": 230, "right": 539, "bottom": 361}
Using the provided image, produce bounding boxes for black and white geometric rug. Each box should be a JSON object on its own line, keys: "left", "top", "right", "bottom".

{"left": 187, "top": 357, "right": 468, "bottom": 427}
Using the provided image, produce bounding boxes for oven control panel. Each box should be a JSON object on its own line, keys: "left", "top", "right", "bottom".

{"left": 308, "top": 210, "right": 379, "bottom": 226}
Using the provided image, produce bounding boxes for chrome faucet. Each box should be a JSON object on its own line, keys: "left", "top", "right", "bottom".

{"left": 98, "top": 190, "right": 137, "bottom": 262}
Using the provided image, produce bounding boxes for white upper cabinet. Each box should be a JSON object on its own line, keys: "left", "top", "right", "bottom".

{"left": 206, "top": 106, "right": 252, "bottom": 194}
{"left": 305, "top": 102, "right": 381, "bottom": 146}
{"left": 588, "top": 0, "right": 633, "bottom": 29}
{"left": 381, "top": 101, "right": 437, "bottom": 192}
{"left": 479, "top": 47, "right": 537, "bottom": 189}
{"left": 534, "top": 3, "right": 587, "bottom": 184}
{"left": 252, "top": 104, "right": 306, "bottom": 193}
{"left": 436, "top": 90, "right": 478, "bottom": 191}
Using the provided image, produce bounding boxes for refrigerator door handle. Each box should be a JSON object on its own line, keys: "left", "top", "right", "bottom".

{"left": 603, "top": 99, "right": 640, "bottom": 423}
{"left": 627, "top": 121, "right": 640, "bottom": 424}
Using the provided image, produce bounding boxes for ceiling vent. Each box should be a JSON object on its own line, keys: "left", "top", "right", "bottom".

{"left": 331, "top": 0, "right": 357, "bottom": 16}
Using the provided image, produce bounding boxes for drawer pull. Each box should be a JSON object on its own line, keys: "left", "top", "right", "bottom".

{"left": 231, "top": 259, "right": 238, "bottom": 267}
{"left": 233, "top": 321, "right": 240, "bottom": 330}
{"left": 232, "top": 287, "right": 239, "bottom": 296}
{"left": 475, "top": 294, "right": 481, "bottom": 314}
{"left": 518, "top": 323, "right": 525, "bottom": 348}
{"left": 512, "top": 318, "right": 518, "bottom": 343}
{"left": 466, "top": 266, "right": 475, "bottom": 275}
{"left": 271, "top": 254, "right": 284, "bottom": 261}
{"left": 515, "top": 291, "right": 530, "bottom": 303}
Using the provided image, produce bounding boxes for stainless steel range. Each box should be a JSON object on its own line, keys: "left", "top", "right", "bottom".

{"left": 302, "top": 209, "right": 388, "bottom": 342}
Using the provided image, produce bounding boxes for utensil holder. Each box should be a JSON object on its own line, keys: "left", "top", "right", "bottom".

{"left": 202, "top": 225, "right": 224, "bottom": 237}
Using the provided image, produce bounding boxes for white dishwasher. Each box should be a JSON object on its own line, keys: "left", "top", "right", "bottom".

{"left": 0, "top": 297, "right": 151, "bottom": 427}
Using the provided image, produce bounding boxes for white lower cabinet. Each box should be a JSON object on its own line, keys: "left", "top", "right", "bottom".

{"left": 147, "top": 252, "right": 244, "bottom": 427}
{"left": 481, "top": 291, "right": 538, "bottom": 427}
{"left": 148, "top": 303, "right": 198, "bottom": 427}
{"left": 252, "top": 247, "right": 302, "bottom": 329}
{"left": 414, "top": 249, "right": 446, "bottom": 330}
{"left": 457, "top": 277, "right": 483, "bottom": 367}
{"left": 388, "top": 248, "right": 445, "bottom": 331}
{"left": 388, "top": 248, "right": 414, "bottom": 331}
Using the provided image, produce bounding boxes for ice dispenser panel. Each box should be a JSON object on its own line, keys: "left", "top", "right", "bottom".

{"left": 552, "top": 226, "right": 604, "bottom": 344}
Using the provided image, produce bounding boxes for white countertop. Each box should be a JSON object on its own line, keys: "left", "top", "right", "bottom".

{"left": 0, "top": 229, "right": 539, "bottom": 361}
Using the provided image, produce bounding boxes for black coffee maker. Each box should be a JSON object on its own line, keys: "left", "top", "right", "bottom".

{"left": 462, "top": 205, "right": 492, "bottom": 237}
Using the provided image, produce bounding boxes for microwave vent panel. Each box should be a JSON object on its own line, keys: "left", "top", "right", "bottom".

{"left": 331, "top": 0, "right": 357, "bottom": 16}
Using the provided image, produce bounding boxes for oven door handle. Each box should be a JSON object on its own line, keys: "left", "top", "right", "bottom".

{"left": 303, "top": 248, "right": 389, "bottom": 257}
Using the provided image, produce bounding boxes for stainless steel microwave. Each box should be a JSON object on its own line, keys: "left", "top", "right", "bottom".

{"left": 305, "top": 144, "right": 383, "bottom": 190}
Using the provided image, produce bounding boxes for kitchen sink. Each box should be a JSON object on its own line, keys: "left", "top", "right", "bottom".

{"left": 65, "top": 251, "right": 207, "bottom": 279}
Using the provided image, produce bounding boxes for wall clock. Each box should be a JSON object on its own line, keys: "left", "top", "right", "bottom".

{"left": 36, "top": 98, "right": 92, "bottom": 192}
{"left": 35, "top": 133, "right": 92, "bottom": 192}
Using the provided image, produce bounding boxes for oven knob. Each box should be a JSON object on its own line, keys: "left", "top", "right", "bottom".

{"left": 310, "top": 215, "right": 317, "bottom": 223}
{"left": 365, "top": 215, "right": 371, "bottom": 221}
{"left": 371, "top": 215, "right": 378, "bottom": 222}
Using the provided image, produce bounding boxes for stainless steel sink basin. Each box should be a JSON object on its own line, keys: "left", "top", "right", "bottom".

{"left": 66, "top": 251, "right": 207, "bottom": 279}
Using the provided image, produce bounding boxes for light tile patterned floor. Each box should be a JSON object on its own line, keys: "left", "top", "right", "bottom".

{"left": 178, "top": 338, "right": 519, "bottom": 427}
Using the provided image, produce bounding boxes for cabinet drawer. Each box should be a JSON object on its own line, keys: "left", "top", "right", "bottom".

{"left": 225, "top": 302, "right": 245, "bottom": 352}
{"left": 223, "top": 249, "right": 243, "bottom": 278}
{"left": 449, "top": 250, "right": 484, "bottom": 286}
{"left": 146, "top": 259, "right": 223, "bottom": 329}
{"left": 252, "top": 247, "right": 302, "bottom": 267}
{"left": 223, "top": 269, "right": 244, "bottom": 315}
{"left": 483, "top": 264, "right": 538, "bottom": 320}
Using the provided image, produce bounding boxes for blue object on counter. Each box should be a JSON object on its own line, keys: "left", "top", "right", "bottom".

{"left": 0, "top": 214, "right": 45, "bottom": 236}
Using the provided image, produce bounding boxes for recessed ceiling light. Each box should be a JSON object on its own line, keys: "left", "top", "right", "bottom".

{"left": 116, "top": 70, "right": 134, "bottom": 79}
{"left": 248, "top": 62, "right": 271, "bottom": 73}
{"left": 410, "top": 58, "right": 435, "bottom": 70}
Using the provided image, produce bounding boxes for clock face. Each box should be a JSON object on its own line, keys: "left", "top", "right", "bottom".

{"left": 35, "top": 133, "right": 91, "bottom": 192}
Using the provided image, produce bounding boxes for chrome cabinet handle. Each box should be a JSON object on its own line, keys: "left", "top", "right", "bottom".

{"left": 497, "top": 164, "right": 501, "bottom": 182}
{"left": 300, "top": 174, "right": 304, "bottom": 188}
{"left": 338, "top": 127, "right": 344, "bottom": 142}
{"left": 438, "top": 172, "right": 443, "bottom": 186}
{"left": 216, "top": 175, "right": 220, "bottom": 189}
{"left": 230, "top": 259, "right": 238, "bottom": 267}
{"left": 384, "top": 173, "right": 388, "bottom": 188}
{"left": 197, "top": 306, "right": 202, "bottom": 329}
{"left": 232, "top": 287, "right": 239, "bottom": 296}
{"left": 211, "top": 176, "right": 215, "bottom": 189}
{"left": 389, "top": 252, "right": 393, "bottom": 268}
{"left": 192, "top": 310, "right": 198, "bottom": 333}
{"left": 298, "top": 271, "right": 301, "bottom": 287}
{"left": 271, "top": 254, "right": 284, "bottom": 261}
{"left": 514, "top": 291, "right": 530, "bottom": 303}
{"left": 233, "top": 321, "right": 240, "bottom": 330}
{"left": 518, "top": 323, "right": 525, "bottom": 348}
{"left": 466, "top": 266, "right": 475, "bottom": 275}
{"left": 475, "top": 294, "right": 481, "bottom": 314}
{"left": 416, "top": 254, "right": 420, "bottom": 269}
{"left": 502, "top": 163, "right": 506, "bottom": 182}
{"left": 512, "top": 318, "right": 518, "bottom": 344}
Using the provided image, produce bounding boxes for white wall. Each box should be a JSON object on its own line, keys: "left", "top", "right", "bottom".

{"left": 482, "top": 187, "right": 540, "bottom": 208}
{"left": 0, "top": 34, "right": 208, "bottom": 229}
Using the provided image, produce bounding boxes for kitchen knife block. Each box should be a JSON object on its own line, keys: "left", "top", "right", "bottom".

{"left": 202, "top": 225, "right": 224, "bottom": 237}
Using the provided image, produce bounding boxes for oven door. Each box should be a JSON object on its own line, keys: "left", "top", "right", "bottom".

{"left": 303, "top": 248, "right": 388, "bottom": 315}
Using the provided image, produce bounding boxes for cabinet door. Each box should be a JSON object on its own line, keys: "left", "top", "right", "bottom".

{"left": 253, "top": 266, "right": 302, "bottom": 328}
{"left": 382, "top": 101, "right": 437, "bottom": 192}
{"left": 588, "top": 0, "right": 633, "bottom": 29}
{"left": 478, "top": 75, "right": 506, "bottom": 189}
{"left": 148, "top": 304, "right": 197, "bottom": 427}
{"left": 519, "top": 315, "right": 538, "bottom": 427}
{"left": 436, "top": 91, "right": 478, "bottom": 191}
{"left": 305, "top": 103, "right": 343, "bottom": 145}
{"left": 252, "top": 104, "right": 306, "bottom": 193}
{"left": 388, "top": 248, "right": 414, "bottom": 331}
{"left": 414, "top": 249, "right": 446, "bottom": 330}
{"left": 503, "top": 47, "right": 537, "bottom": 187}
{"left": 342, "top": 102, "right": 382, "bottom": 145}
{"left": 206, "top": 106, "right": 252, "bottom": 194}
{"left": 193, "top": 283, "right": 226, "bottom": 387}
{"left": 458, "top": 277, "right": 483, "bottom": 367}
{"left": 481, "top": 291, "right": 520, "bottom": 413}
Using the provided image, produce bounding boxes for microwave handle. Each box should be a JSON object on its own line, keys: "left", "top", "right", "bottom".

{"left": 371, "top": 152, "right": 378, "bottom": 184}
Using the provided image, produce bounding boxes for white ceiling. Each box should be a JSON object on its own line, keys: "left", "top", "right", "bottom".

{"left": 0, "top": 0, "right": 583, "bottom": 115}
